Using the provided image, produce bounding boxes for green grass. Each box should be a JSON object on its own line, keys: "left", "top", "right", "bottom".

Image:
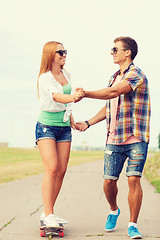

{"left": 144, "top": 152, "right": 160, "bottom": 193}
{"left": 0, "top": 147, "right": 103, "bottom": 184}
{"left": 1, "top": 147, "right": 160, "bottom": 193}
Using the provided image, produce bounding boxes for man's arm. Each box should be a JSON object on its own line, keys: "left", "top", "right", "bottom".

{"left": 84, "top": 81, "right": 132, "bottom": 100}
{"left": 76, "top": 105, "right": 106, "bottom": 131}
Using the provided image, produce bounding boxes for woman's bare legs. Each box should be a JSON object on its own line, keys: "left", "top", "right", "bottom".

{"left": 52, "top": 141, "right": 71, "bottom": 208}
{"left": 38, "top": 139, "right": 71, "bottom": 216}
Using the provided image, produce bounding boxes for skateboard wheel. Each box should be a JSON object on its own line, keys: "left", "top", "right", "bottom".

{"left": 59, "top": 231, "right": 64, "bottom": 237}
{"left": 40, "top": 230, "right": 46, "bottom": 237}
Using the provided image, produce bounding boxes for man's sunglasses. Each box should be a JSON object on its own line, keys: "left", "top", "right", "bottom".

{"left": 55, "top": 50, "right": 67, "bottom": 56}
{"left": 111, "top": 47, "right": 118, "bottom": 54}
{"left": 111, "top": 47, "right": 129, "bottom": 54}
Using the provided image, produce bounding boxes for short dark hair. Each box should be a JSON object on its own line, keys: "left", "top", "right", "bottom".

{"left": 114, "top": 36, "right": 138, "bottom": 60}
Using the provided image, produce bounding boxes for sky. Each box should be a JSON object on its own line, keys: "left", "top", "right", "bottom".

{"left": 0, "top": 0, "right": 160, "bottom": 149}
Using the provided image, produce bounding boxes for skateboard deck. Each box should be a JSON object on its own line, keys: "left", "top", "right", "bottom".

{"left": 40, "top": 221, "right": 64, "bottom": 237}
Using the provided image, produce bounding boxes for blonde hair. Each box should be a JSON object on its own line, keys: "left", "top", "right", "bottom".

{"left": 37, "top": 41, "right": 63, "bottom": 97}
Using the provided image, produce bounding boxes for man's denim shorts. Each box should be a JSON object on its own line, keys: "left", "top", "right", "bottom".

{"left": 35, "top": 122, "right": 72, "bottom": 144}
{"left": 104, "top": 142, "right": 148, "bottom": 180}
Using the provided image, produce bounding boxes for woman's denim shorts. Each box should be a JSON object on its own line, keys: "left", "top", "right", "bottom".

{"left": 104, "top": 142, "right": 148, "bottom": 180}
{"left": 35, "top": 122, "right": 72, "bottom": 144}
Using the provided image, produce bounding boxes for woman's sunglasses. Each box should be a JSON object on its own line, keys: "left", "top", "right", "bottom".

{"left": 55, "top": 50, "right": 67, "bottom": 56}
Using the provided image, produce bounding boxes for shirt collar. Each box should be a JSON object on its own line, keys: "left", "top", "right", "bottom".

{"left": 123, "top": 62, "right": 134, "bottom": 74}
{"left": 111, "top": 62, "right": 134, "bottom": 80}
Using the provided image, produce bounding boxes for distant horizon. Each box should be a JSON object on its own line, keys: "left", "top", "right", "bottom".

{"left": 0, "top": 141, "right": 158, "bottom": 151}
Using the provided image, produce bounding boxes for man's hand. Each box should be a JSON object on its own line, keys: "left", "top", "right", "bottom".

{"left": 73, "top": 88, "right": 85, "bottom": 103}
{"left": 75, "top": 121, "right": 89, "bottom": 131}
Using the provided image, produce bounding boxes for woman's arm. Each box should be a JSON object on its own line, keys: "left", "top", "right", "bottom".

{"left": 52, "top": 89, "right": 84, "bottom": 104}
{"left": 52, "top": 93, "right": 74, "bottom": 103}
{"left": 70, "top": 113, "right": 77, "bottom": 130}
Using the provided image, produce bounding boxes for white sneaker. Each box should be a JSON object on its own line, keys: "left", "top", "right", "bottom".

{"left": 53, "top": 214, "right": 68, "bottom": 224}
{"left": 40, "top": 212, "right": 46, "bottom": 220}
{"left": 40, "top": 212, "right": 68, "bottom": 224}
{"left": 43, "top": 214, "right": 59, "bottom": 228}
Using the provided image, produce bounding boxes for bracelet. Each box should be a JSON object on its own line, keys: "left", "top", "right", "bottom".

{"left": 85, "top": 120, "right": 91, "bottom": 128}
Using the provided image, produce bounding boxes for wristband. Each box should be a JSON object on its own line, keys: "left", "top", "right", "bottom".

{"left": 85, "top": 120, "right": 90, "bottom": 128}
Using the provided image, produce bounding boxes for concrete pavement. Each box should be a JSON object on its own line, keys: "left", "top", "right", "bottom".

{"left": 0, "top": 159, "right": 160, "bottom": 240}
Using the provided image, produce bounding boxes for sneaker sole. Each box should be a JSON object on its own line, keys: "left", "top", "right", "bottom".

{"left": 105, "top": 227, "right": 115, "bottom": 232}
{"left": 56, "top": 220, "right": 68, "bottom": 224}
{"left": 41, "top": 225, "right": 63, "bottom": 229}
{"left": 128, "top": 234, "right": 142, "bottom": 239}
{"left": 40, "top": 218, "right": 68, "bottom": 224}
{"left": 40, "top": 220, "right": 60, "bottom": 229}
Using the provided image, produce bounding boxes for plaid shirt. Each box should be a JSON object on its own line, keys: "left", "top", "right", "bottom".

{"left": 106, "top": 63, "right": 151, "bottom": 144}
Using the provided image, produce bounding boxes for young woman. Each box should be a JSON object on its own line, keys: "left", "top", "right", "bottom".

{"left": 35, "top": 41, "right": 82, "bottom": 228}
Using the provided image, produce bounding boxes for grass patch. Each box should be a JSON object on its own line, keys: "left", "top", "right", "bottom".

{"left": 1, "top": 147, "right": 160, "bottom": 193}
{"left": 0, "top": 147, "right": 103, "bottom": 184}
{"left": 144, "top": 152, "right": 160, "bottom": 193}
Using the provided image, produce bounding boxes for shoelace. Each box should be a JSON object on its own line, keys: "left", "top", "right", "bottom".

{"left": 45, "top": 214, "right": 55, "bottom": 222}
{"left": 107, "top": 214, "right": 115, "bottom": 222}
{"left": 129, "top": 226, "right": 139, "bottom": 233}
{"left": 49, "top": 215, "right": 55, "bottom": 220}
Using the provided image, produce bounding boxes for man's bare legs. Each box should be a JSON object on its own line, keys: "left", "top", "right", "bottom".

{"left": 103, "top": 179, "right": 120, "bottom": 231}
{"left": 103, "top": 179, "right": 118, "bottom": 211}
{"left": 103, "top": 176, "right": 143, "bottom": 236}
{"left": 128, "top": 176, "right": 142, "bottom": 223}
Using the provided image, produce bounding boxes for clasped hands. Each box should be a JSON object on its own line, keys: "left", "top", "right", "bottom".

{"left": 71, "top": 120, "right": 89, "bottom": 132}
{"left": 73, "top": 88, "right": 84, "bottom": 103}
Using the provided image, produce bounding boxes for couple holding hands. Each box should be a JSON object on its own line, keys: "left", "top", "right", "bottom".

{"left": 35, "top": 37, "right": 150, "bottom": 239}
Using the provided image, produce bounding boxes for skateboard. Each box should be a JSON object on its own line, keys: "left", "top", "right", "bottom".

{"left": 40, "top": 220, "right": 64, "bottom": 237}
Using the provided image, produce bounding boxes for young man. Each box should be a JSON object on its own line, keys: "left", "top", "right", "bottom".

{"left": 76, "top": 37, "right": 151, "bottom": 239}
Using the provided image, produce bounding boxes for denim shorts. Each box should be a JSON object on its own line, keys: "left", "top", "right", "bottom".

{"left": 35, "top": 122, "right": 72, "bottom": 144}
{"left": 104, "top": 142, "right": 148, "bottom": 180}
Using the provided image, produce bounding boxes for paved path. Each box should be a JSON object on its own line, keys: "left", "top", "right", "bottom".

{"left": 0, "top": 159, "right": 160, "bottom": 240}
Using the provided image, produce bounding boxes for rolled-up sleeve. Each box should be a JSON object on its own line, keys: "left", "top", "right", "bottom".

{"left": 121, "top": 68, "right": 143, "bottom": 91}
{"left": 39, "top": 75, "right": 62, "bottom": 101}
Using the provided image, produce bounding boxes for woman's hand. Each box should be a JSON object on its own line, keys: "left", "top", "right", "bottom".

{"left": 70, "top": 121, "right": 83, "bottom": 131}
{"left": 75, "top": 121, "right": 89, "bottom": 132}
{"left": 70, "top": 113, "right": 81, "bottom": 130}
{"left": 73, "top": 88, "right": 85, "bottom": 103}
{"left": 70, "top": 122, "right": 77, "bottom": 130}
